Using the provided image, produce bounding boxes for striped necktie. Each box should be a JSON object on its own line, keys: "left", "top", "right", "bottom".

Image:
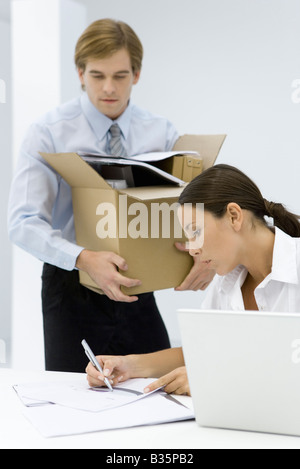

{"left": 108, "top": 123, "right": 127, "bottom": 157}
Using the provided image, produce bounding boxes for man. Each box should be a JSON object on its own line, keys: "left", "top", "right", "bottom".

{"left": 8, "top": 19, "right": 213, "bottom": 372}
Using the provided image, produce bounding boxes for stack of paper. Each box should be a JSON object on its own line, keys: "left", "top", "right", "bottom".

{"left": 78, "top": 150, "right": 199, "bottom": 163}
{"left": 14, "top": 378, "right": 194, "bottom": 438}
{"left": 80, "top": 155, "right": 186, "bottom": 187}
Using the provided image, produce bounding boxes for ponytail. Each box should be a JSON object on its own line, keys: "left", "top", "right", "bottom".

{"left": 179, "top": 164, "right": 300, "bottom": 238}
{"left": 263, "top": 199, "right": 300, "bottom": 238}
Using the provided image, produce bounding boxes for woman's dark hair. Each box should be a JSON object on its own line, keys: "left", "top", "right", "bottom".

{"left": 178, "top": 164, "right": 300, "bottom": 238}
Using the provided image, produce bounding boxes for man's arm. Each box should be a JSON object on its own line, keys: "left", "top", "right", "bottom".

{"left": 7, "top": 124, "right": 83, "bottom": 270}
{"left": 8, "top": 124, "right": 142, "bottom": 302}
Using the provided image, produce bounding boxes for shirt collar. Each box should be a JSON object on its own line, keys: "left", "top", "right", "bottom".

{"left": 80, "top": 93, "right": 132, "bottom": 141}
{"left": 218, "top": 227, "right": 298, "bottom": 293}
{"left": 262, "top": 227, "right": 298, "bottom": 285}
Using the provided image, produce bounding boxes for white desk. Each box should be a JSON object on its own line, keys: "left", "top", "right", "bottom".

{"left": 1, "top": 368, "right": 300, "bottom": 449}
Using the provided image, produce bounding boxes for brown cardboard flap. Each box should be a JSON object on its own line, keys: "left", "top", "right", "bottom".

{"left": 181, "top": 155, "right": 203, "bottom": 181}
{"left": 173, "top": 135, "right": 226, "bottom": 171}
{"left": 154, "top": 154, "right": 203, "bottom": 182}
{"left": 40, "top": 152, "right": 112, "bottom": 190}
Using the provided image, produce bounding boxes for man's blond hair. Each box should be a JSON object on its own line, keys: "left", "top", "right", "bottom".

{"left": 75, "top": 18, "right": 143, "bottom": 73}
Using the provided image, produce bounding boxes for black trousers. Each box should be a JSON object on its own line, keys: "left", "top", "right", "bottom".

{"left": 41, "top": 264, "right": 171, "bottom": 372}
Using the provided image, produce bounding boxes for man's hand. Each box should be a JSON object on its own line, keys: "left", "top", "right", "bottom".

{"left": 175, "top": 242, "right": 216, "bottom": 291}
{"left": 76, "top": 250, "right": 142, "bottom": 303}
{"left": 144, "top": 367, "right": 190, "bottom": 396}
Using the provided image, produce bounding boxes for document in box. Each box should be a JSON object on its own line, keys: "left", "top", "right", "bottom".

{"left": 79, "top": 155, "right": 186, "bottom": 187}
{"left": 77, "top": 150, "right": 200, "bottom": 187}
{"left": 14, "top": 378, "right": 164, "bottom": 412}
{"left": 78, "top": 150, "right": 199, "bottom": 163}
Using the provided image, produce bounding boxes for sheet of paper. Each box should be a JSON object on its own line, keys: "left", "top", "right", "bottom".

{"left": 14, "top": 378, "right": 163, "bottom": 412}
{"left": 128, "top": 151, "right": 199, "bottom": 163}
{"left": 22, "top": 393, "right": 195, "bottom": 438}
{"left": 78, "top": 150, "right": 199, "bottom": 163}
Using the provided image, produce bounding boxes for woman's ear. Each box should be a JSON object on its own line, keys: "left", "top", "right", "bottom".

{"left": 226, "top": 203, "right": 243, "bottom": 232}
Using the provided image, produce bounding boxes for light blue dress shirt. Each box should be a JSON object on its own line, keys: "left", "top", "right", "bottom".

{"left": 8, "top": 93, "right": 179, "bottom": 271}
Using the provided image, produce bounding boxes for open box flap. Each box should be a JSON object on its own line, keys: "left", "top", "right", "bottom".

{"left": 173, "top": 134, "right": 226, "bottom": 171}
{"left": 40, "top": 152, "right": 112, "bottom": 190}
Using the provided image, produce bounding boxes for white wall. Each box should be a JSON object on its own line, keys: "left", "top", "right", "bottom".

{"left": 11, "top": 0, "right": 86, "bottom": 369}
{"left": 0, "top": 10, "right": 12, "bottom": 367}
{"left": 10, "top": 0, "right": 300, "bottom": 369}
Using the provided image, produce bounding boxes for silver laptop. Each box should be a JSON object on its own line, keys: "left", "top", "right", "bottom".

{"left": 177, "top": 309, "right": 300, "bottom": 437}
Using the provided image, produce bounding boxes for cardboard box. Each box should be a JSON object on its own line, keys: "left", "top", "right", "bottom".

{"left": 41, "top": 134, "right": 226, "bottom": 296}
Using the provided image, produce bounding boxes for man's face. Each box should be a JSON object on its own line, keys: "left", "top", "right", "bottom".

{"left": 78, "top": 48, "right": 140, "bottom": 120}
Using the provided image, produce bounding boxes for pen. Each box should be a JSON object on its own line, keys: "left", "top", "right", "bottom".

{"left": 81, "top": 339, "right": 113, "bottom": 392}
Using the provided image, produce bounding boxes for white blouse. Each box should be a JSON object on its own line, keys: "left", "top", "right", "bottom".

{"left": 201, "top": 228, "right": 300, "bottom": 313}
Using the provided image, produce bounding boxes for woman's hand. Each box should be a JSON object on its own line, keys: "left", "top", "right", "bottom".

{"left": 175, "top": 242, "right": 215, "bottom": 291}
{"left": 144, "top": 366, "right": 190, "bottom": 396}
{"left": 86, "top": 355, "right": 134, "bottom": 387}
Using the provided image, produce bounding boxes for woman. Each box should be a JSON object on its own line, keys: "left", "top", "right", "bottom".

{"left": 86, "top": 164, "right": 300, "bottom": 395}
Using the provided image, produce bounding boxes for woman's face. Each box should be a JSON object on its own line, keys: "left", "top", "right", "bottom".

{"left": 178, "top": 204, "right": 242, "bottom": 276}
